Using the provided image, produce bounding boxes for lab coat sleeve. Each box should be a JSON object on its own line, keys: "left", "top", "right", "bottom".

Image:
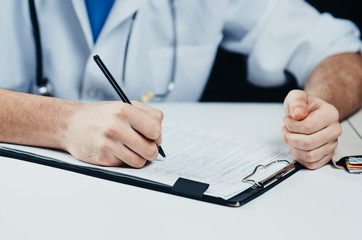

{"left": 0, "top": 0, "right": 35, "bottom": 92}
{"left": 221, "top": 0, "right": 362, "bottom": 88}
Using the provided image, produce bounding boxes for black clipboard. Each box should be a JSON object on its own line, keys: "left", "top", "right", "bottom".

{"left": 0, "top": 145, "right": 302, "bottom": 207}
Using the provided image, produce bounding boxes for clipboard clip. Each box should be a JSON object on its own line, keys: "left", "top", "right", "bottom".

{"left": 242, "top": 160, "right": 295, "bottom": 189}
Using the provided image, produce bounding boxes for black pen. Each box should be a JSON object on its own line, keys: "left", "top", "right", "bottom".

{"left": 93, "top": 54, "right": 166, "bottom": 158}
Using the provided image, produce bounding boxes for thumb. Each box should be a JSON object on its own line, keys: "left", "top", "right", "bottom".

{"left": 283, "top": 90, "right": 309, "bottom": 121}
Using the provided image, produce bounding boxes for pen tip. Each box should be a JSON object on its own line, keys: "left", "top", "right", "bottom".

{"left": 158, "top": 146, "right": 166, "bottom": 158}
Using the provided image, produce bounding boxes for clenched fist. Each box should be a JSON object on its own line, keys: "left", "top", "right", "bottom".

{"left": 282, "top": 90, "right": 342, "bottom": 169}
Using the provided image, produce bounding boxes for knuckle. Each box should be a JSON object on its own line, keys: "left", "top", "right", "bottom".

{"left": 284, "top": 122, "right": 292, "bottom": 132}
{"left": 286, "top": 89, "right": 299, "bottom": 100}
{"left": 332, "top": 139, "right": 339, "bottom": 150}
{"left": 305, "top": 150, "right": 316, "bottom": 162}
{"left": 154, "top": 124, "right": 162, "bottom": 137}
{"left": 116, "top": 104, "right": 131, "bottom": 119}
{"left": 149, "top": 123, "right": 162, "bottom": 139}
{"left": 155, "top": 110, "right": 164, "bottom": 121}
{"left": 289, "top": 147, "right": 300, "bottom": 160}
{"left": 282, "top": 128, "right": 290, "bottom": 144}
{"left": 132, "top": 158, "right": 147, "bottom": 169}
{"left": 123, "top": 152, "right": 147, "bottom": 168}
{"left": 301, "top": 139, "right": 313, "bottom": 151}
{"left": 283, "top": 117, "right": 289, "bottom": 127}
{"left": 326, "top": 141, "right": 338, "bottom": 156}
{"left": 301, "top": 121, "right": 313, "bottom": 134}
{"left": 103, "top": 125, "right": 118, "bottom": 138}
{"left": 335, "top": 124, "right": 342, "bottom": 137}
{"left": 329, "top": 105, "right": 340, "bottom": 121}
{"left": 155, "top": 136, "right": 163, "bottom": 146}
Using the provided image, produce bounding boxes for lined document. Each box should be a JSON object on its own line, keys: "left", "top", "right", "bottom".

{"left": 0, "top": 124, "right": 294, "bottom": 200}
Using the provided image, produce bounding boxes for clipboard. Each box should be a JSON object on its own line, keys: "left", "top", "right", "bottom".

{"left": 0, "top": 144, "right": 302, "bottom": 207}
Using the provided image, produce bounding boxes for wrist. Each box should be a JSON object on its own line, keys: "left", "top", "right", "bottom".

{"left": 53, "top": 100, "right": 84, "bottom": 151}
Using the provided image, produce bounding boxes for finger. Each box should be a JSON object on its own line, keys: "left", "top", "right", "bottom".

{"left": 296, "top": 153, "right": 334, "bottom": 170}
{"left": 124, "top": 107, "right": 162, "bottom": 141}
{"left": 154, "top": 134, "right": 163, "bottom": 146}
{"left": 86, "top": 147, "right": 125, "bottom": 167}
{"left": 111, "top": 144, "right": 148, "bottom": 168}
{"left": 283, "top": 104, "right": 339, "bottom": 134}
{"left": 289, "top": 139, "right": 338, "bottom": 163}
{"left": 108, "top": 123, "right": 159, "bottom": 161}
{"left": 283, "top": 90, "right": 309, "bottom": 120}
{"left": 97, "top": 137, "right": 148, "bottom": 168}
{"left": 282, "top": 123, "right": 341, "bottom": 151}
{"left": 132, "top": 101, "right": 164, "bottom": 122}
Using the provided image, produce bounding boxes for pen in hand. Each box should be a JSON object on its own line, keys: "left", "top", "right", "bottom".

{"left": 93, "top": 54, "right": 166, "bottom": 158}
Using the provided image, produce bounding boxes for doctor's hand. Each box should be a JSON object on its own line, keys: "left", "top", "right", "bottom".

{"left": 282, "top": 90, "right": 342, "bottom": 169}
{"left": 64, "top": 101, "right": 163, "bottom": 168}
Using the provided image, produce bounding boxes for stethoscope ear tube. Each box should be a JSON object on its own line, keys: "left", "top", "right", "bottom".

{"left": 29, "top": 0, "right": 52, "bottom": 96}
{"left": 141, "top": 0, "right": 177, "bottom": 103}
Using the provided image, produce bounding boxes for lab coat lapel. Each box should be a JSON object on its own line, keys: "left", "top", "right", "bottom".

{"left": 98, "top": 0, "right": 145, "bottom": 43}
{"left": 71, "top": 0, "right": 93, "bottom": 49}
{"left": 70, "top": 0, "right": 145, "bottom": 49}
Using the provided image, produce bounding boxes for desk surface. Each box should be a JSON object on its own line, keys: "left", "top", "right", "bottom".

{"left": 1, "top": 103, "right": 361, "bottom": 240}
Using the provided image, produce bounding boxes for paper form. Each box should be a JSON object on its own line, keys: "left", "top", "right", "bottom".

{"left": 116, "top": 124, "right": 294, "bottom": 199}
{"left": 0, "top": 123, "right": 294, "bottom": 200}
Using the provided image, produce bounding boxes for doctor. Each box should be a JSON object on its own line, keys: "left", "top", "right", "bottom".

{"left": 0, "top": 0, "right": 361, "bottom": 169}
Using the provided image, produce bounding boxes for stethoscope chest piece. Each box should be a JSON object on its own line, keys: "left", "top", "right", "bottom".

{"left": 33, "top": 78, "right": 53, "bottom": 96}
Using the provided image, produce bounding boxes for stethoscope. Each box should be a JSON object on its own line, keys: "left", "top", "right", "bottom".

{"left": 29, "top": 0, "right": 177, "bottom": 102}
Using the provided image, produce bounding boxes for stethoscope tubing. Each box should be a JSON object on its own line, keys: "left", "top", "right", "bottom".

{"left": 29, "top": 0, "right": 177, "bottom": 100}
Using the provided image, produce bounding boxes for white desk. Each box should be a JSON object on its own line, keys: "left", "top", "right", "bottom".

{"left": 1, "top": 103, "right": 361, "bottom": 240}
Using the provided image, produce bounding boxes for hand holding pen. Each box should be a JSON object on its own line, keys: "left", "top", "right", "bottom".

{"left": 63, "top": 91, "right": 164, "bottom": 168}
{"left": 63, "top": 56, "right": 165, "bottom": 168}
{"left": 93, "top": 55, "right": 166, "bottom": 158}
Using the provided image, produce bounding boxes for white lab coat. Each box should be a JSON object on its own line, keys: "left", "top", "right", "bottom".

{"left": 0, "top": 0, "right": 361, "bottom": 102}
